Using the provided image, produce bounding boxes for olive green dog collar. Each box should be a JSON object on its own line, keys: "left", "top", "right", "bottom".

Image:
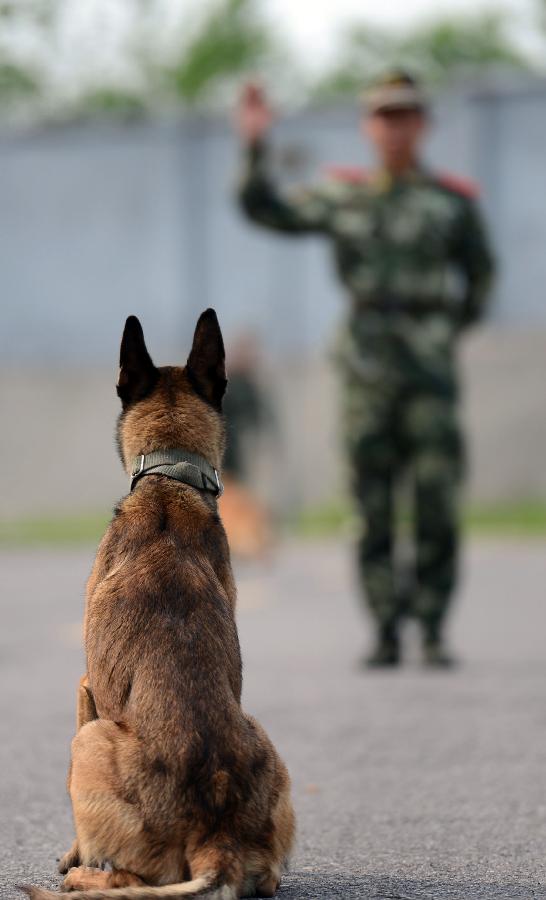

{"left": 130, "top": 449, "right": 223, "bottom": 497}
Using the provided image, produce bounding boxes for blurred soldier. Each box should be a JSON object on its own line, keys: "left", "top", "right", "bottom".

{"left": 223, "top": 334, "right": 268, "bottom": 480}
{"left": 235, "top": 72, "right": 494, "bottom": 666}
{"left": 220, "top": 334, "right": 274, "bottom": 559}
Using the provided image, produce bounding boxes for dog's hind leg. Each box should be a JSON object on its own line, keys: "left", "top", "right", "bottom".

{"left": 241, "top": 755, "right": 295, "bottom": 898}
{"left": 186, "top": 840, "right": 243, "bottom": 899}
{"left": 67, "top": 718, "right": 182, "bottom": 887}
{"left": 69, "top": 720, "right": 143, "bottom": 869}
{"left": 59, "top": 676, "right": 99, "bottom": 874}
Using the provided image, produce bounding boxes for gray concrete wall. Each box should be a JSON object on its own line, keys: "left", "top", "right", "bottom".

{"left": 2, "top": 76, "right": 546, "bottom": 369}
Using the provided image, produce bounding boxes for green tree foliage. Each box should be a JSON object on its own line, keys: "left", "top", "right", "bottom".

{"left": 0, "top": 0, "right": 49, "bottom": 109}
{"left": 0, "top": 1, "right": 541, "bottom": 122}
{"left": 312, "top": 12, "right": 533, "bottom": 102}
{"left": 73, "top": 88, "right": 147, "bottom": 121}
{"left": 0, "top": 0, "right": 54, "bottom": 28}
{"left": 400, "top": 14, "right": 529, "bottom": 78}
{"left": 0, "top": 61, "right": 39, "bottom": 102}
{"left": 159, "top": 0, "right": 273, "bottom": 105}
{"left": 3, "top": 0, "right": 280, "bottom": 119}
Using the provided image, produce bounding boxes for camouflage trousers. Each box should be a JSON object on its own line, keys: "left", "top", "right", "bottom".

{"left": 342, "top": 341, "right": 464, "bottom": 636}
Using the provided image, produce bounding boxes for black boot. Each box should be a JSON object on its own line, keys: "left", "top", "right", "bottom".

{"left": 422, "top": 625, "right": 456, "bottom": 668}
{"left": 363, "top": 623, "right": 400, "bottom": 668}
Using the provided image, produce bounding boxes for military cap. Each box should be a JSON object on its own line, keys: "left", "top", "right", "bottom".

{"left": 364, "top": 70, "right": 427, "bottom": 115}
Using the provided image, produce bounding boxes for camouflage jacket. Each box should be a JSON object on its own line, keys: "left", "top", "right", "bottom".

{"left": 238, "top": 141, "right": 495, "bottom": 329}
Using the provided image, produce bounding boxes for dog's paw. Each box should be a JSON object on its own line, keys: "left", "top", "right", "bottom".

{"left": 62, "top": 867, "right": 110, "bottom": 892}
{"left": 57, "top": 842, "right": 80, "bottom": 875}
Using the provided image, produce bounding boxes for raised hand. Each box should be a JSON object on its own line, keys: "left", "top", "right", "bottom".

{"left": 236, "top": 81, "right": 273, "bottom": 146}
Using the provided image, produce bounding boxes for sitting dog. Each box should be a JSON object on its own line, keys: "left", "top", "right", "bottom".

{"left": 23, "top": 310, "right": 295, "bottom": 900}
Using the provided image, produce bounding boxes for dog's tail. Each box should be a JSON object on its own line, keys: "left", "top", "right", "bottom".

{"left": 19, "top": 870, "right": 236, "bottom": 900}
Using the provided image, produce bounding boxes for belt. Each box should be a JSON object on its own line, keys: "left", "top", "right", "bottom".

{"left": 352, "top": 294, "right": 452, "bottom": 317}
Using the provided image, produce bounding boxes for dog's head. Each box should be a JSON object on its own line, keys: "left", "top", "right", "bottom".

{"left": 116, "top": 309, "right": 227, "bottom": 474}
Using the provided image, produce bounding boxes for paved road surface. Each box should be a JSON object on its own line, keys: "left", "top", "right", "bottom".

{"left": 1, "top": 539, "right": 545, "bottom": 899}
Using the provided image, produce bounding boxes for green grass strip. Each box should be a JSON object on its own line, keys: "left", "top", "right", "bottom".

{"left": 288, "top": 500, "right": 546, "bottom": 539}
{"left": 1, "top": 501, "right": 545, "bottom": 548}
{"left": 0, "top": 512, "right": 111, "bottom": 547}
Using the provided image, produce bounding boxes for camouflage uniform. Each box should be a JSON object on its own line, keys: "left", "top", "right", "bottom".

{"left": 223, "top": 369, "right": 266, "bottom": 479}
{"left": 237, "top": 141, "right": 494, "bottom": 645}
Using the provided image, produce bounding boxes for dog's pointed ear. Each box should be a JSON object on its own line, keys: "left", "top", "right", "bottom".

{"left": 186, "top": 309, "right": 227, "bottom": 410}
{"left": 117, "top": 316, "right": 158, "bottom": 407}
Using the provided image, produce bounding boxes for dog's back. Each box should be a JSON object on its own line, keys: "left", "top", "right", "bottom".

{"left": 87, "top": 476, "right": 241, "bottom": 760}
{"left": 23, "top": 312, "right": 294, "bottom": 900}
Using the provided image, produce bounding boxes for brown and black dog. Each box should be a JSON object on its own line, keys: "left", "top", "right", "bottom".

{"left": 23, "top": 310, "right": 295, "bottom": 900}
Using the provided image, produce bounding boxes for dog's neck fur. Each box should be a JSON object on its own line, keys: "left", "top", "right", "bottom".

{"left": 129, "top": 473, "right": 220, "bottom": 515}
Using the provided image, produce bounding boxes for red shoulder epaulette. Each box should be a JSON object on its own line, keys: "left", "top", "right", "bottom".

{"left": 435, "top": 172, "right": 480, "bottom": 198}
{"left": 323, "top": 165, "right": 370, "bottom": 184}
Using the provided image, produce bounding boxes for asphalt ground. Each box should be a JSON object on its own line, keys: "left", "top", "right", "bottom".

{"left": 1, "top": 538, "right": 545, "bottom": 899}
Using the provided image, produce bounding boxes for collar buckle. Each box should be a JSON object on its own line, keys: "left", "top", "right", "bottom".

{"left": 214, "top": 469, "right": 224, "bottom": 498}
{"left": 130, "top": 454, "right": 145, "bottom": 490}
